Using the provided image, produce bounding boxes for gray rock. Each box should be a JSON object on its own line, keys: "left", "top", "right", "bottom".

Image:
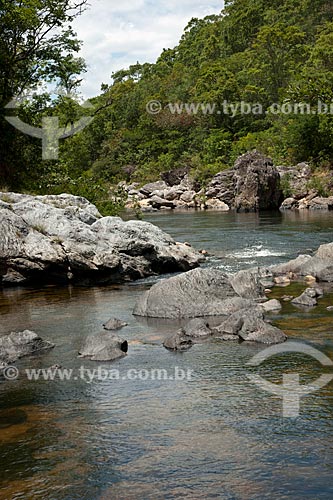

{"left": 261, "top": 299, "right": 282, "bottom": 312}
{"left": 291, "top": 288, "right": 319, "bottom": 307}
{"left": 1, "top": 268, "right": 27, "bottom": 285}
{"left": 206, "top": 151, "right": 282, "bottom": 211}
{"left": 163, "top": 331, "right": 193, "bottom": 351}
{"left": 150, "top": 195, "right": 175, "bottom": 209}
{"left": 103, "top": 318, "right": 128, "bottom": 331}
{"left": 79, "top": 332, "right": 128, "bottom": 361}
{"left": 180, "top": 191, "right": 196, "bottom": 204}
{"left": 270, "top": 255, "right": 312, "bottom": 276}
{"left": 213, "top": 307, "right": 287, "bottom": 344}
{"left": 163, "top": 319, "right": 212, "bottom": 351}
{"left": 164, "top": 186, "right": 186, "bottom": 201}
{"left": 204, "top": 199, "right": 230, "bottom": 211}
{"left": 181, "top": 319, "right": 212, "bottom": 338}
{"left": 280, "top": 197, "right": 297, "bottom": 210}
{"left": 214, "top": 334, "right": 240, "bottom": 341}
{"left": 205, "top": 169, "right": 235, "bottom": 206}
{"left": 316, "top": 242, "right": 333, "bottom": 260}
{"left": 277, "top": 163, "right": 311, "bottom": 200}
{"left": 229, "top": 269, "right": 265, "bottom": 299}
{"left": 0, "top": 194, "right": 202, "bottom": 286}
{"left": 0, "top": 330, "right": 54, "bottom": 364}
{"left": 140, "top": 181, "right": 168, "bottom": 197}
{"left": 238, "top": 320, "right": 287, "bottom": 344}
{"left": 269, "top": 247, "right": 333, "bottom": 283}
{"left": 213, "top": 308, "right": 264, "bottom": 336}
{"left": 308, "top": 196, "right": 333, "bottom": 211}
{"left": 133, "top": 268, "right": 258, "bottom": 319}
{"left": 281, "top": 195, "right": 333, "bottom": 211}
{"left": 233, "top": 151, "right": 282, "bottom": 212}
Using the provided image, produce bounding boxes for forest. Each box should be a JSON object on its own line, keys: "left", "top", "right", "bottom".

{"left": 1, "top": 0, "right": 333, "bottom": 213}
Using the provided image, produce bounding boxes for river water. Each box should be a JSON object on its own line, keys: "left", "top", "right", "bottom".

{"left": 1, "top": 210, "right": 333, "bottom": 500}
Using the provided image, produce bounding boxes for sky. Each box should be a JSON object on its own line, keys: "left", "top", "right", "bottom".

{"left": 72, "top": 0, "right": 224, "bottom": 97}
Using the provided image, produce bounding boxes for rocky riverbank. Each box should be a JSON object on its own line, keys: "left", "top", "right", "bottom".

{"left": 123, "top": 151, "right": 333, "bottom": 213}
{"left": 1, "top": 240, "right": 332, "bottom": 375}
{"left": 0, "top": 192, "right": 202, "bottom": 287}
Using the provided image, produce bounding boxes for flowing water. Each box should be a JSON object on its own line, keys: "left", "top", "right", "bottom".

{"left": 1, "top": 210, "right": 333, "bottom": 499}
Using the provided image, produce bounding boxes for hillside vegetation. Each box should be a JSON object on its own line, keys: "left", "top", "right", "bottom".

{"left": 1, "top": 0, "right": 333, "bottom": 212}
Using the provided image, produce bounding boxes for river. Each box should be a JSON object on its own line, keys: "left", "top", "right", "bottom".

{"left": 1, "top": 210, "right": 333, "bottom": 499}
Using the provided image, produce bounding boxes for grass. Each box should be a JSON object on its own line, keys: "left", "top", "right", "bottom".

{"left": 31, "top": 224, "right": 48, "bottom": 235}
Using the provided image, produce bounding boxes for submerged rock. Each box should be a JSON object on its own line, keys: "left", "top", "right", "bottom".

{"left": 79, "top": 332, "right": 128, "bottom": 362}
{"left": 163, "top": 319, "right": 212, "bottom": 351}
{"left": 181, "top": 319, "right": 212, "bottom": 338}
{"left": 0, "top": 330, "right": 54, "bottom": 364}
{"left": 103, "top": 318, "right": 128, "bottom": 331}
{"left": 163, "top": 332, "right": 193, "bottom": 351}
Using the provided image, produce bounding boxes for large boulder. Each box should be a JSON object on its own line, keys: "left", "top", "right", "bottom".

{"left": 268, "top": 243, "right": 333, "bottom": 282}
{"left": 233, "top": 151, "right": 282, "bottom": 211}
{"left": 205, "top": 151, "right": 282, "bottom": 212}
{"left": 79, "top": 332, "right": 128, "bottom": 361}
{"left": 133, "top": 268, "right": 263, "bottom": 319}
{"left": 0, "top": 330, "right": 54, "bottom": 365}
{"left": 0, "top": 193, "right": 202, "bottom": 286}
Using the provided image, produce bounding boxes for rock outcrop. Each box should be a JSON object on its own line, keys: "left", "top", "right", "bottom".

{"left": 125, "top": 151, "right": 282, "bottom": 212}
{"left": 0, "top": 330, "right": 54, "bottom": 366}
{"left": 206, "top": 151, "right": 283, "bottom": 212}
{"left": 0, "top": 192, "right": 202, "bottom": 287}
{"left": 123, "top": 153, "right": 333, "bottom": 213}
{"left": 79, "top": 332, "right": 128, "bottom": 362}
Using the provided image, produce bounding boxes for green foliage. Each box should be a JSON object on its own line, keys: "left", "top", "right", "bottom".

{"left": 280, "top": 174, "right": 293, "bottom": 198}
{"left": 0, "top": 0, "right": 88, "bottom": 186}
{"left": 307, "top": 175, "right": 332, "bottom": 197}
{"left": 2, "top": 0, "right": 333, "bottom": 204}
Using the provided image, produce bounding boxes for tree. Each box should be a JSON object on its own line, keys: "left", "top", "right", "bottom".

{"left": 0, "top": 0, "right": 88, "bottom": 187}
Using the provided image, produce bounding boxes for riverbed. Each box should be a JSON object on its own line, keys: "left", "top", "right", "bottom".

{"left": 1, "top": 210, "right": 333, "bottom": 499}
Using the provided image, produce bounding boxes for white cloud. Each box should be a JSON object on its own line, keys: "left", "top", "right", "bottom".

{"left": 72, "top": 0, "right": 224, "bottom": 97}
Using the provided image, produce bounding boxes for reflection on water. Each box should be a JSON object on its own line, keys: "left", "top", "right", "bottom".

{"left": 1, "top": 211, "right": 333, "bottom": 499}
